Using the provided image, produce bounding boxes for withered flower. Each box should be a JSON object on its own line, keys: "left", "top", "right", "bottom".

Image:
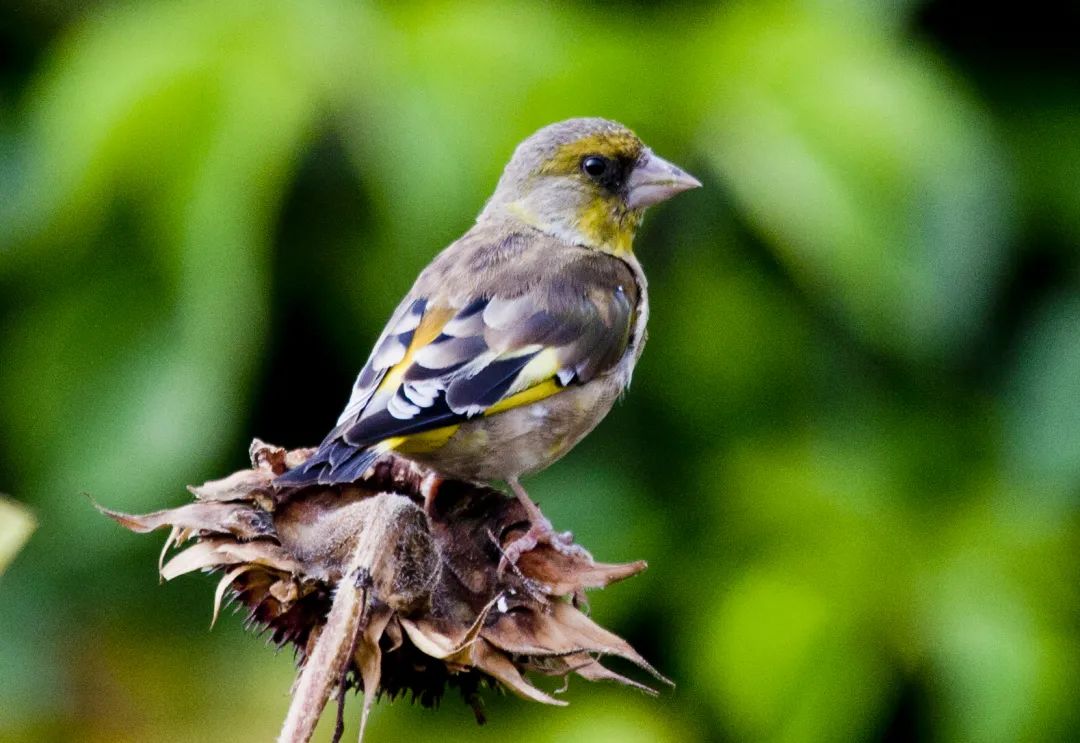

{"left": 100, "top": 440, "right": 667, "bottom": 742}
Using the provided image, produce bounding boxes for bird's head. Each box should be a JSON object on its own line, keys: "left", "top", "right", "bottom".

{"left": 480, "top": 118, "right": 701, "bottom": 255}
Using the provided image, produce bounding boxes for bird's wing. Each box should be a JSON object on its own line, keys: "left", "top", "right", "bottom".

{"left": 332, "top": 295, "right": 432, "bottom": 428}
{"left": 272, "top": 240, "right": 639, "bottom": 488}
{"left": 336, "top": 281, "right": 635, "bottom": 453}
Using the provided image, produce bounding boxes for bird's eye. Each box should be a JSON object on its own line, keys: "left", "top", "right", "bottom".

{"left": 581, "top": 156, "right": 609, "bottom": 178}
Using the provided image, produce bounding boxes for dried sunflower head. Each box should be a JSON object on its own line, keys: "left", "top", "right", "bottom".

{"left": 101, "top": 440, "right": 667, "bottom": 742}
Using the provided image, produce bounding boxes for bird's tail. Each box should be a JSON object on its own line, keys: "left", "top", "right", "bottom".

{"left": 273, "top": 440, "right": 388, "bottom": 489}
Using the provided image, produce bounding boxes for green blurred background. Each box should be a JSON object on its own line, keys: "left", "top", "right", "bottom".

{"left": 2, "top": 1, "right": 1079, "bottom": 741}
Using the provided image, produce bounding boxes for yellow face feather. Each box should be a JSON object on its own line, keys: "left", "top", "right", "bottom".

{"left": 534, "top": 132, "right": 646, "bottom": 256}
{"left": 576, "top": 195, "right": 642, "bottom": 255}
{"left": 538, "top": 132, "right": 644, "bottom": 176}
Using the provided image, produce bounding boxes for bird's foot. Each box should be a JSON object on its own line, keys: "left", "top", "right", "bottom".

{"left": 497, "top": 477, "right": 591, "bottom": 574}
{"left": 497, "top": 518, "right": 589, "bottom": 574}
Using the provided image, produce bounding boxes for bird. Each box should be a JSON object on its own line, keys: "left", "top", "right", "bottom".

{"left": 275, "top": 117, "right": 700, "bottom": 563}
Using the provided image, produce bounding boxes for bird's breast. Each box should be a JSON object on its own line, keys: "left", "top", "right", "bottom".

{"left": 410, "top": 259, "right": 649, "bottom": 483}
{"left": 617, "top": 251, "right": 650, "bottom": 384}
{"left": 408, "top": 371, "right": 630, "bottom": 481}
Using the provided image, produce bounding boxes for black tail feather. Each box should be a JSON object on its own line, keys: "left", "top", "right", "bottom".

{"left": 273, "top": 441, "right": 381, "bottom": 489}
{"left": 326, "top": 447, "right": 382, "bottom": 484}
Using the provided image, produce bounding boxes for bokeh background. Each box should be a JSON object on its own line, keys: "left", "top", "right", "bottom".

{"left": 2, "top": 1, "right": 1079, "bottom": 741}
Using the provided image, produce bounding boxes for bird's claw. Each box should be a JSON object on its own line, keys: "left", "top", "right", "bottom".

{"left": 497, "top": 522, "right": 586, "bottom": 575}
{"left": 498, "top": 531, "right": 539, "bottom": 574}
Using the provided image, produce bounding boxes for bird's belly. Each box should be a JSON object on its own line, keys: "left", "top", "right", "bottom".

{"left": 410, "top": 372, "right": 627, "bottom": 481}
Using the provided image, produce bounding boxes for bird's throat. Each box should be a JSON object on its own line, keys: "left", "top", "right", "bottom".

{"left": 504, "top": 199, "right": 641, "bottom": 256}
{"left": 577, "top": 197, "right": 642, "bottom": 256}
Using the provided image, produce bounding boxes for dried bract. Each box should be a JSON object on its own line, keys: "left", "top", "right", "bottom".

{"left": 100, "top": 441, "right": 666, "bottom": 742}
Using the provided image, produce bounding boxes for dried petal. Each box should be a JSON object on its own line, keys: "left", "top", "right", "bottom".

{"left": 568, "top": 654, "right": 660, "bottom": 697}
{"left": 160, "top": 538, "right": 300, "bottom": 581}
{"left": 249, "top": 439, "right": 289, "bottom": 474}
{"left": 546, "top": 601, "right": 671, "bottom": 686}
{"left": 187, "top": 469, "right": 270, "bottom": 503}
{"left": 158, "top": 526, "right": 184, "bottom": 576}
{"left": 470, "top": 639, "right": 566, "bottom": 706}
{"left": 212, "top": 564, "right": 256, "bottom": 629}
{"left": 398, "top": 594, "right": 494, "bottom": 661}
{"left": 98, "top": 501, "right": 274, "bottom": 540}
{"left": 517, "top": 547, "right": 648, "bottom": 594}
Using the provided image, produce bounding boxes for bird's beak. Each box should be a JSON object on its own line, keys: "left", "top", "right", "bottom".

{"left": 625, "top": 150, "right": 702, "bottom": 209}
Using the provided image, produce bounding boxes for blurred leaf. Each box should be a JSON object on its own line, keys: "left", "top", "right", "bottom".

{"left": 0, "top": 0, "right": 374, "bottom": 543}
{"left": 695, "top": 419, "right": 1080, "bottom": 743}
{"left": 1, "top": 0, "right": 374, "bottom": 271}
{"left": 1005, "top": 100, "right": 1080, "bottom": 245}
{"left": 705, "top": 568, "right": 893, "bottom": 743}
{"left": 0, "top": 496, "right": 35, "bottom": 574}
{"left": 916, "top": 500, "right": 1080, "bottom": 742}
{"left": 697, "top": 2, "right": 1013, "bottom": 362}
{"left": 646, "top": 247, "right": 815, "bottom": 435}
{"left": 694, "top": 431, "right": 912, "bottom": 742}
{"left": 1003, "top": 293, "right": 1080, "bottom": 509}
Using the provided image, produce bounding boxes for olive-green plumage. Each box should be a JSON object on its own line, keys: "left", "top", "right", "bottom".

{"left": 277, "top": 118, "right": 699, "bottom": 550}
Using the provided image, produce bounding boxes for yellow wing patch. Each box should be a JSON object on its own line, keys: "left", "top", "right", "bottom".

{"left": 484, "top": 347, "right": 564, "bottom": 416}
{"left": 485, "top": 379, "right": 562, "bottom": 416}
{"left": 391, "top": 424, "right": 462, "bottom": 455}
{"left": 376, "top": 306, "right": 456, "bottom": 395}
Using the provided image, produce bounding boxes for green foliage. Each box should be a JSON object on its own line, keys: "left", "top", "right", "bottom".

{"left": 1, "top": 1, "right": 1078, "bottom": 741}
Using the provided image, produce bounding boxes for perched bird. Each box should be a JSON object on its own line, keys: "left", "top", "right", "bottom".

{"left": 276, "top": 117, "right": 700, "bottom": 561}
